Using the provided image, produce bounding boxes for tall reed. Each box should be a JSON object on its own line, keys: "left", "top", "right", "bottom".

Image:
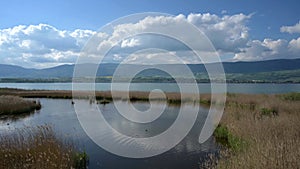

{"left": 0, "top": 125, "right": 88, "bottom": 169}
{"left": 214, "top": 93, "right": 300, "bottom": 169}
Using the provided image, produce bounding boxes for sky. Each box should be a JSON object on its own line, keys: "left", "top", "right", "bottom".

{"left": 0, "top": 0, "right": 299, "bottom": 68}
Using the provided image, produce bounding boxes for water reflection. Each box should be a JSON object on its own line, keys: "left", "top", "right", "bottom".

{"left": 0, "top": 110, "right": 40, "bottom": 123}
{"left": 0, "top": 98, "right": 218, "bottom": 168}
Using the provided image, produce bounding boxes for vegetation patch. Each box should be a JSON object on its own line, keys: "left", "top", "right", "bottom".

{"left": 0, "top": 125, "right": 89, "bottom": 169}
{"left": 216, "top": 94, "right": 300, "bottom": 168}
{"left": 73, "top": 151, "right": 89, "bottom": 169}
{"left": 200, "top": 99, "right": 211, "bottom": 105}
{"left": 281, "top": 92, "right": 300, "bottom": 101}
{"left": 214, "top": 124, "right": 247, "bottom": 153}
{"left": 97, "top": 99, "right": 111, "bottom": 105}
{"left": 0, "top": 95, "right": 41, "bottom": 115}
{"left": 260, "top": 107, "right": 278, "bottom": 117}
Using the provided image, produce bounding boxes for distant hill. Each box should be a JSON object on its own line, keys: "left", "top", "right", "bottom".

{"left": 0, "top": 59, "right": 300, "bottom": 82}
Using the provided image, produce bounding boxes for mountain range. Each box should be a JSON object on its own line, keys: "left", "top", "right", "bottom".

{"left": 0, "top": 58, "right": 300, "bottom": 83}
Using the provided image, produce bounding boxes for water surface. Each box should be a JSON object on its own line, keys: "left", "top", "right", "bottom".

{"left": 0, "top": 83, "right": 299, "bottom": 93}
{"left": 0, "top": 99, "right": 216, "bottom": 169}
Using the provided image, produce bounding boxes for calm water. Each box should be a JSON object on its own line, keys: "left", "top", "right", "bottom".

{"left": 0, "top": 82, "right": 299, "bottom": 168}
{"left": 0, "top": 99, "right": 216, "bottom": 169}
{"left": 0, "top": 83, "right": 300, "bottom": 93}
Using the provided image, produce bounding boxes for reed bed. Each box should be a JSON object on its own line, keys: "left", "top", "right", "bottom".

{"left": 0, "top": 95, "right": 41, "bottom": 115}
{"left": 0, "top": 88, "right": 198, "bottom": 103}
{"left": 0, "top": 125, "right": 88, "bottom": 169}
{"left": 212, "top": 93, "right": 300, "bottom": 169}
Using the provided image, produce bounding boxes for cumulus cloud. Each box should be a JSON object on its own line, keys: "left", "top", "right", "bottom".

{"left": 221, "top": 10, "right": 227, "bottom": 14}
{"left": 84, "top": 13, "right": 252, "bottom": 65}
{"left": 234, "top": 38, "right": 300, "bottom": 61}
{"left": 234, "top": 20, "right": 300, "bottom": 61}
{"left": 0, "top": 24, "right": 95, "bottom": 68}
{"left": 280, "top": 21, "right": 300, "bottom": 34}
{"left": 1, "top": 13, "right": 299, "bottom": 68}
{"left": 289, "top": 37, "right": 300, "bottom": 53}
{"left": 121, "top": 38, "right": 140, "bottom": 48}
{"left": 98, "top": 13, "right": 252, "bottom": 54}
{"left": 187, "top": 13, "right": 251, "bottom": 53}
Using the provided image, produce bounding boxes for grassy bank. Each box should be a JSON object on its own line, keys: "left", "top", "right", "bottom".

{"left": 212, "top": 93, "right": 300, "bottom": 168}
{"left": 0, "top": 95, "right": 41, "bottom": 115}
{"left": 0, "top": 125, "right": 88, "bottom": 169}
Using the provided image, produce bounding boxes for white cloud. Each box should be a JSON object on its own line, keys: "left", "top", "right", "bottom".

{"left": 121, "top": 38, "right": 140, "bottom": 48}
{"left": 0, "top": 24, "right": 95, "bottom": 68}
{"left": 288, "top": 37, "right": 300, "bottom": 53}
{"left": 112, "top": 54, "right": 122, "bottom": 61}
{"left": 221, "top": 10, "right": 227, "bottom": 14}
{"left": 187, "top": 13, "right": 251, "bottom": 53}
{"left": 233, "top": 20, "right": 300, "bottom": 61}
{"left": 234, "top": 38, "right": 300, "bottom": 61}
{"left": 89, "top": 13, "right": 252, "bottom": 65}
{"left": 1, "top": 13, "right": 299, "bottom": 68}
{"left": 280, "top": 21, "right": 300, "bottom": 34}
{"left": 122, "top": 50, "right": 181, "bottom": 64}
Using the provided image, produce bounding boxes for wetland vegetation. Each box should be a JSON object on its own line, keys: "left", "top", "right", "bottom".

{"left": 211, "top": 93, "right": 300, "bottom": 169}
{"left": 0, "top": 125, "right": 88, "bottom": 169}
{"left": 0, "top": 88, "right": 299, "bottom": 168}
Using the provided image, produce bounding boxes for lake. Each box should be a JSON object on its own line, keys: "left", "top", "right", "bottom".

{"left": 0, "top": 83, "right": 300, "bottom": 93}
{"left": 0, "top": 82, "right": 299, "bottom": 168}
{"left": 0, "top": 99, "right": 216, "bottom": 169}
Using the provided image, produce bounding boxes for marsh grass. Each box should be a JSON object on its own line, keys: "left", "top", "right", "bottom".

{"left": 0, "top": 88, "right": 200, "bottom": 103}
{"left": 280, "top": 92, "right": 300, "bottom": 101}
{"left": 0, "top": 125, "right": 88, "bottom": 169}
{"left": 212, "top": 93, "right": 300, "bottom": 169}
{"left": 0, "top": 95, "right": 41, "bottom": 115}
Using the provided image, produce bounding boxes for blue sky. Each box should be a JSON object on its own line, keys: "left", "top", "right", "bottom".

{"left": 0, "top": 0, "right": 299, "bottom": 68}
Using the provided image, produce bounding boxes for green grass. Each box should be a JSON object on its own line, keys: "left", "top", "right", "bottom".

{"left": 260, "top": 107, "right": 278, "bottom": 117}
{"left": 281, "top": 92, "right": 300, "bottom": 101}
{"left": 214, "top": 124, "right": 248, "bottom": 153}
{"left": 73, "top": 151, "right": 89, "bottom": 169}
{"left": 200, "top": 99, "right": 211, "bottom": 105}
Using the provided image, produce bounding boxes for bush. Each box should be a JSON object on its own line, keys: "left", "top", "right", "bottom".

{"left": 214, "top": 124, "right": 247, "bottom": 153}
{"left": 73, "top": 151, "right": 89, "bottom": 169}
{"left": 260, "top": 107, "right": 278, "bottom": 117}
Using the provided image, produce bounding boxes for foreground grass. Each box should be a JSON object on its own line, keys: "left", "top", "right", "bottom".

{"left": 0, "top": 95, "right": 41, "bottom": 115}
{"left": 212, "top": 93, "right": 300, "bottom": 169}
{"left": 0, "top": 125, "right": 88, "bottom": 169}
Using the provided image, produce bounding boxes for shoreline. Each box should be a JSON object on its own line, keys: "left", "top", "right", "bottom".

{"left": 0, "top": 87, "right": 204, "bottom": 102}
{"left": 0, "top": 81, "right": 300, "bottom": 84}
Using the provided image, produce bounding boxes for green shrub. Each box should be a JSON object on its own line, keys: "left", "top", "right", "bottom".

{"left": 260, "top": 107, "right": 278, "bottom": 117}
{"left": 214, "top": 124, "right": 247, "bottom": 152}
{"left": 282, "top": 92, "right": 300, "bottom": 101}
{"left": 73, "top": 151, "right": 89, "bottom": 169}
{"left": 200, "top": 99, "right": 211, "bottom": 105}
